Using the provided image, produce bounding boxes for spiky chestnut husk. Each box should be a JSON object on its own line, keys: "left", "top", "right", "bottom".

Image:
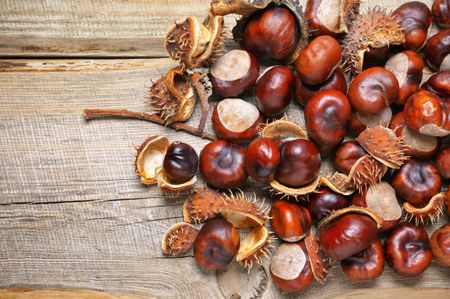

{"left": 403, "top": 192, "right": 446, "bottom": 225}
{"left": 156, "top": 167, "right": 197, "bottom": 195}
{"left": 318, "top": 206, "right": 383, "bottom": 231}
{"left": 148, "top": 67, "right": 196, "bottom": 124}
{"left": 211, "top": 0, "right": 309, "bottom": 64}
{"left": 342, "top": 7, "right": 405, "bottom": 75}
{"left": 347, "top": 155, "right": 388, "bottom": 194}
{"left": 236, "top": 226, "right": 275, "bottom": 270}
{"left": 183, "top": 188, "right": 225, "bottom": 223}
{"left": 304, "top": 232, "right": 330, "bottom": 284}
{"left": 259, "top": 118, "right": 308, "bottom": 143}
{"left": 270, "top": 175, "right": 321, "bottom": 200}
{"left": 165, "top": 15, "right": 224, "bottom": 69}
{"left": 162, "top": 222, "right": 198, "bottom": 255}
{"left": 320, "top": 172, "right": 356, "bottom": 196}
{"left": 221, "top": 190, "right": 268, "bottom": 228}
{"left": 356, "top": 126, "right": 410, "bottom": 169}
{"left": 135, "top": 136, "right": 170, "bottom": 185}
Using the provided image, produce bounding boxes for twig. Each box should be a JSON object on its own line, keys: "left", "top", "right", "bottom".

{"left": 83, "top": 108, "right": 216, "bottom": 141}
{"left": 191, "top": 72, "right": 210, "bottom": 135}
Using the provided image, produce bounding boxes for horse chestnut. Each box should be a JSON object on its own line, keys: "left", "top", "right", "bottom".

{"left": 255, "top": 65, "right": 295, "bottom": 117}
{"left": 210, "top": 49, "right": 259, "bottom": 97}
{"left": 392, "top": 1, "right": 432, "bottom": 51}
{"left": 194, "top": 218, "right": 240, "bottom": 270}
{"left": 385, "top": 223, "right": 432, "bottom": 277}
{"left": 403, "top": 90, "right": 450, "bottom": 137}
{"left": 384, "top": 51, "right": 424, "bottom": 106}
{"left": 270, "top": 200, "right": 312, "bottom": 242}
{"left": 341, "top": 239, "right": 384, "bottom": 281}
{"left": 199, "top": 140, "right": 247, "bottom": 189}
{"left": 212, "top": 98, "right": 263, "bottom": 144}
{"left": 333, "top": 141, "right": 366, "bottom": 174}
{"left": 307, "top": 187, "right": 349, "bottom": 223}
{"left": 436, "top": 147, "right": 450, "bottom": 179}
{"left": 242, "top": 6, "right": 300, "bottom": 61}
{"left": 424, "top": 29, "right": 450, "bottom": 71}
{"left": 163, "top": 141, "right": 198, "bottom": 184}
{"left": 270, "top": 242, "right": 314, "bottom": 292}
{"left": 295, "top": 35, "right": 341, "bottom": 85}
{"left": 319, "top": 211, "right": 379, "bottom": 260}
{"left": 244, "top": 138, "right": 280, "bottom": 184}
{"left": 422, "top": 70, "right": 450, "bottom": 98}
{"left": 294, "top": 68, "right": 347, "bottom": 106}
{"left": 304, "top": 90, "right": 351, "bottom": 155}
{"left": 348, "top": 67, "right": 399, "bottom": 114}
{"left": 392, "top": 159, "right": 442, "bottom": 207}
{"left": 275, "top": 139, "right": 321, "bottom": 187}
{"left": 433, "top": 0, "right": 450, "bottom": 28}
{"left": 430, "top": 224, "right": 450, "bottom": 268}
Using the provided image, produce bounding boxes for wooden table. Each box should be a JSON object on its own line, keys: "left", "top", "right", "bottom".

{"left": 0, "top": 0, "right": 449, "bottom": 298}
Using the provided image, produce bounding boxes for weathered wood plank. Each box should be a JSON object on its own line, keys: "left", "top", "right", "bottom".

{"left": 0, "top": 0, "right": 436, "bottom": 57}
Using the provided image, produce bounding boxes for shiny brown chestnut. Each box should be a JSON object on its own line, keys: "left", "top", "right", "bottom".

{"left": 244, "top": 137, "right": 280, "bottom": 184}
{"left": 392, "top": 1, "right": 432, "bottom": 51}
{"left": 363, "top": 46, "right": 390, "bottom": 69}
{"left": 270, "top": 242, "right": 314, "bottom": 292}
{"left": 163, "top": 141, "right": 198, "bottom": 184}
{"left": 385, "top": 51, "right": 424, "bottom": 106}
{"left": 352, "top": 182, "right": 402, "bottom": 231}
{"left": 424, "top": 29, "right": 450, "bottom": 71}
{"left": 422, "top": 70, "right": 450, "bottom": 98}
{"left": 341, "top": 239, "right": 384, "bottom": 281}
{"left": 270, "top": 200, "right": 312, "bottom": 242}
{"left": 275, "top": 139, "right": 321, "bottom": 187}
{"left": 403, "top": 90, "right": 450, "bottom": 137}
{"left": 295, "top": 35, "right": 341, "bottom": 85}
{"left": 255, "top": 65, "right": 295, "bottom": 117}
{"left": 392, "top": 159, "right": 442, "bottom": 207}
{"left": 212, "top": 98, "right": 263, "bottom": 144}
{"left": 436, "top": 147, "right": 450, "bottom": 179}
{"left": 305, "top": 0, "right": 355, "bottom": 37}
{"left": 242, "top": 6, "right": 300, "bottom": 61}
{"left": 210, "top": 49, "right": 259, "bottom": 98}
{"left": 433, "top": 0, "right": 450, "bottom": 28}
{"left": 333, "top": 141, "right": 366, "bottom": 174}
{"left": 194, "top": 218, "right": 240, "bottom": 270}
{"left": 199, "top": 140, "right": 247, "bottom": 189}
{"left": 307, "top": 187, "right": 349, "bottom": 223}
{"left": 304, "top": 90, "right": 351, "bottom": 155}
{"left": 348, "top": 67, "right": 399, "bottom": 114}
{"left": 389, "top": 111, "right": 439, "bottom": 159}
{"left": 294, "top": 68, "right": 347, "bottom": 107}
{"left": 430, "top": 224, "right": 450, "bottom": 268}
{"left": 319, "top": 209, "right": 380, "bottom": 260}
{"left": 385, "top": 223, "right": 432, "bottom": 277}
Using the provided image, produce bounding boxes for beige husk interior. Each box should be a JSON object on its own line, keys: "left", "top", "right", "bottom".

{"left": 365, "top": 182, "right": 402, "bottom": 221}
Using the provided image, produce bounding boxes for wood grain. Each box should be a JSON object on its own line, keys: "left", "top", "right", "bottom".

{"left": 0, "top": 0, "right": 449, "bottom": 298}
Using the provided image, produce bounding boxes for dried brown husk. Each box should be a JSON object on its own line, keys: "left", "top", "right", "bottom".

{"left": 342, "top": 7, "right": 405, "bottom": 75}
{"left": 156, "top": 167, "right": 197, "bottom": 195}
{"left": 304, "top": 232, "right": 330, "bottom": 284}
{"left": 211, "top": 0, "right": 309, "bottom": 64}
{"left": 148, "top": 66, "right": 196, "bottom": 124}
{"left": 259, "top": 118, "right": 308, "bottom": 142}
{"left": 356, "top": 126, "right": 410, "bottom": 169}
{"left": 270, "top": 175, "right": 321, "bottom": 200}
{"left": 161, "top": 222, "right": 198, "bottom": 255}
{"left": 347, "top": 155, "right": 388, "bottom": 193}
{"left": 403, "top": 192, "right": 446, "bottom": 225}
{"left": 236, "top": 226, "right": 274, "bottom": 270}
{"left": 135, "top": 136, "right": 169, "bottom": 185}
{"left": 183, "top": 188, "right": 224, "bottom": 223}
{"left": 221, "top": 190, "right": 268, "bottom": 228}
{"left": 320, "top": 172, "right": 356, "bottom": 196}
{"left": 165, "top": 14, "right": 224, "bottom": 69}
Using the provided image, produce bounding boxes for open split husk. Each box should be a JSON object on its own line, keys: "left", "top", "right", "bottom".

{"left": 162, "top": 222, "right": 198, "bottom": 255}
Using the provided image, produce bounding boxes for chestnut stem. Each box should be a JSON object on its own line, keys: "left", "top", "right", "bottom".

{"left": 83, "top": 108, "right": 217, "bottom": 141}
{"left": 191, "top": 72, "right": 210, "bottom": 136}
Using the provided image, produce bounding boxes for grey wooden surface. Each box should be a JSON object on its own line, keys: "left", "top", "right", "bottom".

{"left": 0, "top": 0, "right": 449, "bottom": 298}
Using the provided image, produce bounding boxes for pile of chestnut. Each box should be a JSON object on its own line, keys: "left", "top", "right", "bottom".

{"left": 150, "top": 0, "right": 450, "bottom": 294}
